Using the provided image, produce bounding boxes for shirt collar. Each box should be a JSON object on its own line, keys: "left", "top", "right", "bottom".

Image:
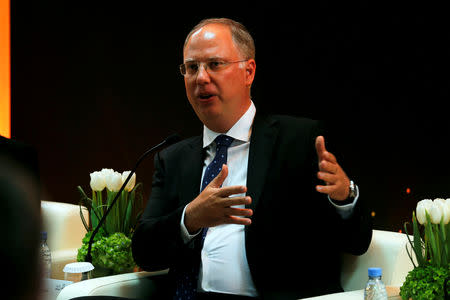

{"left": 203, "top": 100, "right": 256, "bottom": 148}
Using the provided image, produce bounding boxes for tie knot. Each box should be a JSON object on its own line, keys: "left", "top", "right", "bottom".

{"left": 214, "top": 135, "right": 234, "bottom": 148}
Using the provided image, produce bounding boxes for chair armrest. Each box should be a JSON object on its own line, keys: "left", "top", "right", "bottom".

{"left": 341, "top": 230, "right": 414, "bottom": 291}
{"left": 41, "top": 200, "right": 89, "bottom": 279}
{"left": 56, "top": 270, "right": 169, "bottom": 300}
{"left": 41, "top": 200, "right": 88, "bottom": 251}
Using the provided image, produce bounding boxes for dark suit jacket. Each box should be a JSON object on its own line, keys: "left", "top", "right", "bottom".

{"left": 132, "top": 115, "right": 372, "bottom": 299}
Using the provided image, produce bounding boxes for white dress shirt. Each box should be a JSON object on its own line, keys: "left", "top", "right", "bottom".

{"left": 180, "top": 101, "right": 358, "bottom": 296}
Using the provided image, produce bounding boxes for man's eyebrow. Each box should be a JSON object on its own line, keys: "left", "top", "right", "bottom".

{"left": 206, "top": 56, "right": 224, "bottom": 61}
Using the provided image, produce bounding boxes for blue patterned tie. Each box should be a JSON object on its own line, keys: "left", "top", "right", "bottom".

{"left": 173, "top": 135, "right": 234, "bottom": 300}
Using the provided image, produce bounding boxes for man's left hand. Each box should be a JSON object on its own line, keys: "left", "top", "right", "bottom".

{"left": 315, "top": 136, "right": 350, "bottom": 201}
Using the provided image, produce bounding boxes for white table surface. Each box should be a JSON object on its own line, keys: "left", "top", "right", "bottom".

{"left": 301, "top": 286, "right": 401, "bottom": 300}
{"left": 40, "top": 278, "right": 74, "bottom": 300}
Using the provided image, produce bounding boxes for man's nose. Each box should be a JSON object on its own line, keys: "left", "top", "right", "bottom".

{"left": 196, "top": 63, "right": 211, "bottom": 84}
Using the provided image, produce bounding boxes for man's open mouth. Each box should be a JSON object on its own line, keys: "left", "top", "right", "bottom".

{"left": 199, "top": 94, "right": 214, "bottom": 100}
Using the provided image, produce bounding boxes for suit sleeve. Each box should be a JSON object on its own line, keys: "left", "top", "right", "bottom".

{"left": 131, "top": 151, "right": 186, "bottom": 271}
{"left": 310, "top": 121, "right": 373, "bottom": 256}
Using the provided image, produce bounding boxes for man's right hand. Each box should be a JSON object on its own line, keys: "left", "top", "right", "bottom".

{"left": 184, "top": 164, "right": 253, "bottom": 234}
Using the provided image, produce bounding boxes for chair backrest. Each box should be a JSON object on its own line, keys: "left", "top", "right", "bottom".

{"left": 341, "top": 229, "right": 414, "bottom": 291}
{"left": 41, "top": 200, "right": 88, "bottom": 251}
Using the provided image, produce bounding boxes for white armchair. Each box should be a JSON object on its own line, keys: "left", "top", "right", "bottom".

{"left": 302, "top": 229, "right": 413, "bottom": 300}
{"left": 41, "top": 200, "right": 88, "bottom": 280}
{"left": 341, "top": 229, "right": 413, "bottom": 290}
{"left": 57, "top": 230, "right": 414, "bottom": 299}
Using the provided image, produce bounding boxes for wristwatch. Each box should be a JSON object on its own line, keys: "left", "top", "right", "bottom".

{"left": 349, "top": 180, "right": 357, "bottom": 199}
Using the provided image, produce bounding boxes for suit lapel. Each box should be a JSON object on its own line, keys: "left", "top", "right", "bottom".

{"left": 246, "top": 115, "right": 279, "bottom": 213}
{"left": 179, "top": 136, "right": 204, "bottom": 206}
{"left": 176, "top": 116, "right": 279, "bottom": 212}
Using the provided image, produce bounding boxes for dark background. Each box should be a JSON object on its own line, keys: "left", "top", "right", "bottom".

{"left": 9, "top": 1, "right": 450, "bottom": 232}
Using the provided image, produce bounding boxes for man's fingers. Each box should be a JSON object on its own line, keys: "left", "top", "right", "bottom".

{"left": 319, "top": 160, "right": 338, "bottom": 174}
{"left": 315, "top": 136, "right": 326, "bottom": 160}
{"left": 225, "top": 215, "right": 252, "bottom": 226}
{"left": 222, "top": 196, "right": 252, "bottom": 207}
{"left": 218, "top": 186, "right": 248, "bottom": 198}
{"left": 316, "top": 136, "right": 338, "bottom": 164}
{"left": 317, "top": 172, "right": 337, "bottom": 184}
{"left": 209, "top": 164, "right": 228, "bottom": 188}
{"left": 225, "top": 207, "right": 253, "bottom": 217}
{"left": 316, "top": 180, "right": 350, "bottom": 201}
{"left": 316, "top": 184, "right": 336, "bottom": 194}
{"left": 314, "top": 137, "right": 351, "bottom": 200}
{"left": 322, "top": 150, "right": 337, "bottom": 163}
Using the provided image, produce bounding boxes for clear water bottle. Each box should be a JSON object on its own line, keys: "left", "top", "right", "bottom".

{"left": 40, "top": 231, "right": 52, "bottom": 278}
{"left": 364, "top": 267, "right": 387, "bottom": 300}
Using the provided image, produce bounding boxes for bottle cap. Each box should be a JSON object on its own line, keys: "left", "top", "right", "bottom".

{"left": 40, "top": 231, "right": 47, "bottom": 240}
{"left": 368, "top": 267, "right": 382, "bottom": 277}
{"left": 63, "top": 262, "right": 95, "bottom": 274}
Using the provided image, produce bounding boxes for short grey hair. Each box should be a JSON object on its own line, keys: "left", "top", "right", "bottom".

{"left": 184, "top": 18, "right": 255, "bottom": 60}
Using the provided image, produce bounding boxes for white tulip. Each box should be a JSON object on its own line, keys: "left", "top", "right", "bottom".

{"left": 416, "top": 199, "right": 433, "bottom": 225}
{"left": 90, "top": 171, "right": 106, "bottom": 191}
{"left": 442, "top": 203, "right": 450, "bottom": 224}
{"left": 105, "top": 171, "right": 122, "bottom": 192}
{"left": 446, "top": 198, "right": 450, "bottom": 213}
{"left": 101, "top": 168, "right": 115, "bottom": 178}
{"left": 430, "top": 200, "right": 443, "bottom": 224}
{"left": 121, "top": 171, "right": 136, "bottom": 192}
{"left": 434, "top": 198, "right": 450, "bottom": 224}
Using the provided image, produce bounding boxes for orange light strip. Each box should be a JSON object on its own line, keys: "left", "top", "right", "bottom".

{"left": 0, "top": 0, "right": 11, "bottom": 138}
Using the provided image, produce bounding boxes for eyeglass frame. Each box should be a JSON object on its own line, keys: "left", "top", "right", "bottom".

{"left": 179, "top": 59, "right": 249, "bottom": 77}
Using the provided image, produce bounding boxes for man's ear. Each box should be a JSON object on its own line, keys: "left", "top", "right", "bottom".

{"left": 245, "top": 59, "right": 256, "bottom": 87}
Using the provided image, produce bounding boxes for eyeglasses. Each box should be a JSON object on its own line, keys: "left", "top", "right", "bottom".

{"left": 179, "top": 59, "right": 248, "bottom": 77}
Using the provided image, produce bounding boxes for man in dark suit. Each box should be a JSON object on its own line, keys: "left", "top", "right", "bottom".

{"left": 132, "top": 18, "right": 372, "bottom": 299}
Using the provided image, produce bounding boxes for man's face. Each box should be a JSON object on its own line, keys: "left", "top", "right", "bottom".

{"left": 183, "top": 24, "right": 255, "bottom": 132}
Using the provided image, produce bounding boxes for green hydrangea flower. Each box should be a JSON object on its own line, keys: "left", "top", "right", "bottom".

{"left": 400, "top": 264, "right": 450, "bottom": 300}
{"left": 78, "top": 231, "right": 136, "bottom": 274}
